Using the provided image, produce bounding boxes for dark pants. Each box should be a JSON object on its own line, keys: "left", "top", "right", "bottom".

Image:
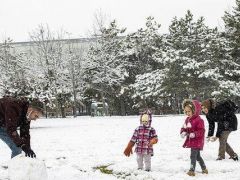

{"left": 218, "top": 131, "right": 237, "bottom": 158}
{"left": 190, "top": 149, "right": 206, "bottom": 172}
{"left": 0, "top": 127, "right": 22, "bottom": 158}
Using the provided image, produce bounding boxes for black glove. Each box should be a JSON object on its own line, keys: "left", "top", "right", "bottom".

{"left": 21, "top": 144, "right": 36, "bottom": 158}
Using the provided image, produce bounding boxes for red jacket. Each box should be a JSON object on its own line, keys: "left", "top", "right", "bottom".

{"left": 180, "top": 100, "right": 205, "bottom": 150}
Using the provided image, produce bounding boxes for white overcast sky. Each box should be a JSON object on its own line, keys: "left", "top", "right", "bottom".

{"left": 0, "top": 0, "right": 236, "bottom": 42}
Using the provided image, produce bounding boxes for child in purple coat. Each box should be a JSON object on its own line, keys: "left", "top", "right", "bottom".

{"left": 180, "top": 99, "right": 208, "bottom": 176}
{"left": 124, "top": 110, "right": 158, "bottom": 171}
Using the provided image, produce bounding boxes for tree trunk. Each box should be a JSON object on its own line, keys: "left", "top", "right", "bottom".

{"left": 101, "top": 91, "right": 108, "bottom": 116}
{"left": 120, "top": 97, "right": 126, "bottom": 116}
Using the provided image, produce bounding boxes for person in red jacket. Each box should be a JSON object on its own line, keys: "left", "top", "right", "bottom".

{"left": 180, "top": 99, "right": 208, "bottom": 176}
{"left": 0, "top": 97, "right": 44, "bottom": 158}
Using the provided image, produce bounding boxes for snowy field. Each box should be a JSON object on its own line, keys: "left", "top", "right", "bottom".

{"left": 1, "top": 114, "right": 240, "bottom": 180}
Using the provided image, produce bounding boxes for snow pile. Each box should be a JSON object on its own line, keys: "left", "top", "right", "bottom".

{"left": 8, "top": 154, "right": 47, "bottom": 180}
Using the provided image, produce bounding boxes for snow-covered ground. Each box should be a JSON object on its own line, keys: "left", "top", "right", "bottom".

{"left": 1, "top": 114, "right": 240, "bottom": 180}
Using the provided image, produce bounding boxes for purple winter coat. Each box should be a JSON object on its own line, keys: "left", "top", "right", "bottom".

{"left": 180, "top": 100, "right": 205, "bottom": 150}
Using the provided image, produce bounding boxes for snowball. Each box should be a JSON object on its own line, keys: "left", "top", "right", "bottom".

{"left": 8, "top": 154, "right": 48, "bottom": 180}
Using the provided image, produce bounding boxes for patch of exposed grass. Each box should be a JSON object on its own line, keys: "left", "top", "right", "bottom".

{"left": 93, "top": 164, "right": 132, "bottom": 179}
{"left": 93, "top": 165, "right": 113, "bottom": 174}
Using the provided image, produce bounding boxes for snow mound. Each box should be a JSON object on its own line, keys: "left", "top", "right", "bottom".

{"left": 8, "top": 154, "right": 48, "bottom": 180}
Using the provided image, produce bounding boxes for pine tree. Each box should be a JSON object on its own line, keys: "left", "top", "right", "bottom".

{"left": 123, "top": 17, "right": 165, "bottom": 111}
{"left": 83, "top": 20, "right": 127, "bottom": 115}
{"left": 166, "top": 10, "right": 218, "bottom": 100}
{"left": 220, "top": 0, "right": 240, "bottom": 99}
{"left": 123, "top": 16, "right": 163, "bottom": 83}
{"left": 0, "top": 38, "right": 30, "bottom": 97}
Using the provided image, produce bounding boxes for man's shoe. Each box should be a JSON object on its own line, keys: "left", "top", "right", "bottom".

{"left": 187, "top": 171, "right": 195, "bottom": 176}
{"left": 230, "top": 154, "right": 238, "bottom": 161}
{"left": 216, "top": 157, "right": 224, "bottom": 160}
{"left": 202, "top": 169, "right": 208, "bottom": 174}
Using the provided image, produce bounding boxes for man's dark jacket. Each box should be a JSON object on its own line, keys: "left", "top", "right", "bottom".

{"left": 0, "top": 97, "right": 31, "bottom": 147}
{"left": 206, "top": 100, "right": 238, "bottom": 137}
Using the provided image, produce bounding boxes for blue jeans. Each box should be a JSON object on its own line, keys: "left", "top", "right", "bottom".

{"left": 0, "top": 127, "right": 22, "bottom": 158}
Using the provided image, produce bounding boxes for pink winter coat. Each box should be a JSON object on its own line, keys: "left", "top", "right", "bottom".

{"left": 180, "top": 100, "right": 205, "bottom": 150}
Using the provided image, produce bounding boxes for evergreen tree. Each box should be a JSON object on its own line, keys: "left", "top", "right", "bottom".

{"left": 83, "top": 20, "right": 127, "bottom": 115}
{"left": 123, "top": 17, "right": 164, "bottom": 111}
{"left": 0, "top": 38, "right": 30, "bottom": 97}
{"left": 165, "top": 10, "right": 219, "bottom": 101}
{"left": 220, "top": 0, "right": 240, "bottom": 99}
{"left": 123, "top": 16, "right": 163, "bottom": 83}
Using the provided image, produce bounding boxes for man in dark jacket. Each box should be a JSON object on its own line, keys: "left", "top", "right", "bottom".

{"left": 0, "top": 97, "right": 44, "bottom": 158}
{"left": 201, "top": 99, "right": 238, "bottom": 161}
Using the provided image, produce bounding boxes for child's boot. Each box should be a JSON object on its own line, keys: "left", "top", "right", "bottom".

{"left": 202, "top": 169, "right": 208, "bottom": 174}
{"left": 187, "top": 170, "right": 195, "bottom": 176}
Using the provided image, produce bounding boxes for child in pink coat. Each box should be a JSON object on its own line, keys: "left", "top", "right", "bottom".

{"left": 180, "top": 99, "right": 208, "bottom": 176}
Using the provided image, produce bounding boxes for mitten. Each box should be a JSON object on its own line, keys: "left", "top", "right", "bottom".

{"left": 189, "top": 133, "right": 195, "bottom": 138}
{"left": 21, "top": 144, "right": 36, "bottom": 158}
{"left": 180, "top": 132, "right": 187, "bottom": 138}
{"left": 124, "top": 141, "right": 134, "bottom": 157}
{"left": 149, "top": 137, "right": 158, "bottom": 146}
